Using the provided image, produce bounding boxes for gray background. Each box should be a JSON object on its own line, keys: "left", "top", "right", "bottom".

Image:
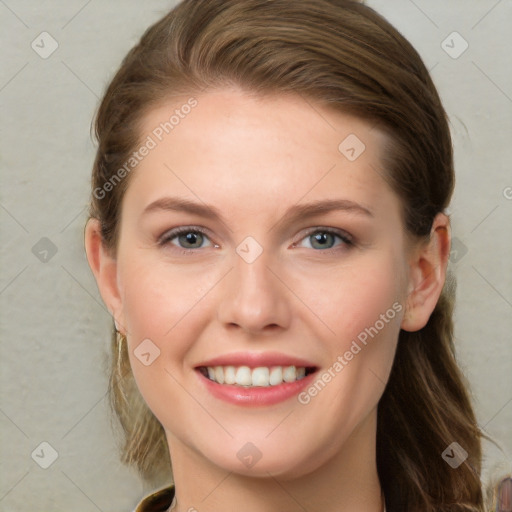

{"left": 1, "top": 1, "right": 511, "bottom": 510}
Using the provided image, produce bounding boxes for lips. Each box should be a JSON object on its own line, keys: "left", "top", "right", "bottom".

{"left": 195, "top": 352, "right": 318, "bottom": 405}
{"left": 196, "top": 351, "right": 317, "bottom": 370}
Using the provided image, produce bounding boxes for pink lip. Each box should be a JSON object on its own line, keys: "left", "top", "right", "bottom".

{"left": 195, "top": 351, "right": 317, "bottom": 369}
{"left": 196, "top": 369, "right": 317, "bottom": 406}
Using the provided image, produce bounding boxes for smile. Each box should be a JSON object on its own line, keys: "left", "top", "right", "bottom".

{"left": 198, "top": 365, "right": 316, "bottom": 387}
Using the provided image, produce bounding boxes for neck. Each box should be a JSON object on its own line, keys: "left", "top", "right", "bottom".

{"left": 166, "top": 409, "right": 384, "bottom": 512}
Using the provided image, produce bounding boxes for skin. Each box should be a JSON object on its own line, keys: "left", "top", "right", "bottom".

{"left": 85, "top": 86, "right": 450, "bottom": 512}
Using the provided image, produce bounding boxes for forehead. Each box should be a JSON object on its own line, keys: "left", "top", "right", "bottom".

{"left": 123, "top": 87, "right": 399, "bottom": 222}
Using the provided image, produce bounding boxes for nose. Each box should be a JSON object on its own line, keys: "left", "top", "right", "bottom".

{"left": 216, "top": 247, "right": 292, "bottom": 336}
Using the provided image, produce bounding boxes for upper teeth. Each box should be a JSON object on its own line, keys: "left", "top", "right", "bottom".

{"left": 205, "top": 365, "right": 307, "bottom": 387}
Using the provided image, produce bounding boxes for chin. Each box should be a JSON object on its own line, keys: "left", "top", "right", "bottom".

{"left": 202, "top": 440, "right": 328, "bottom": 480}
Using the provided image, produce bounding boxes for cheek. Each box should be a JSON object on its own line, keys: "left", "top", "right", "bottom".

{"left": 119, "top": 266, "right": 176, "bottom": 412}
{"left": 340, "top": 269, "right": 401, "bottom": 341}
{"left": 118, "top": 259, "right": 207, "bottom": 422}
{"left": 295, "top": 252, "right": 405, "bottom": 350}
{"left": 117, "top": 255, "right": 226, "bottom": 407}
{"left": 295, "top": 254, "right": 405, "bottom": 428}
{"left": 118, "top": 254, "right": 214, "bottom": 339}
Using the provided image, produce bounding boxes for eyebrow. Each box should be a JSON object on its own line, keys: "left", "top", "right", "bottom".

{"left": 142, "top": 196, "right": 374, "bottom": 229}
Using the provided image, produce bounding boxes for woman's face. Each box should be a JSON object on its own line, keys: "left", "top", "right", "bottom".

{"left": 113, "top": 87, "right": 412, "bottom": 478}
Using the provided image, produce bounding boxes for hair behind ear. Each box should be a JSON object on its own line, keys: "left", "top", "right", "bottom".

{"left": 377, "top": 272, "right": 487, "bottom": 511}
{"left": 108, "top": 327, "right": 172, "bottom": 483}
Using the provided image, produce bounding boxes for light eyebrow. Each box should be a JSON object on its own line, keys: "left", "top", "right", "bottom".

{"left": 142, "top": 196, "right": 374, "bottom": 231}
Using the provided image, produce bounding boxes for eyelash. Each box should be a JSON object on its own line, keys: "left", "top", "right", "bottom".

{"left": 157, "top": 226, "right": 354, "bottom": 254}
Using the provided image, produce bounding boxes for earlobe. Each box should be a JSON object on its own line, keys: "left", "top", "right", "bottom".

{"left": 401, "top": 213, "right": 451, "bottom": 332}
{"left": 84, "top": 218, "right": 126, "bottom": 334}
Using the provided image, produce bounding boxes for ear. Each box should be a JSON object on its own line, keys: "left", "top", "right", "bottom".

{"left": 84, "top": 218, "right": 126, "bottom": 334}
{"left": 401, "top": 213, "right": 451, "bottom": 332}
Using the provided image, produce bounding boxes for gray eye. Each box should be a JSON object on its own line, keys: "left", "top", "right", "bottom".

{"left": 309, "top": 232, "right": 336, "bottom": 250}
{"left": 176, "top": 231, "right": 205, "bottom": 249}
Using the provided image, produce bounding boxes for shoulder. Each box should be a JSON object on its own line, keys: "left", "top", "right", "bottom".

{"left": 134, "top": 485, "right": 175, "bottom": 512}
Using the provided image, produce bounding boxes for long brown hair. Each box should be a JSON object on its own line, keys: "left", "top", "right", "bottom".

{"left": 88, "top": 1, "right": 495, "bottom": 510}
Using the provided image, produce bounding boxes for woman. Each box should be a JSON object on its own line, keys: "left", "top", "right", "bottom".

{"left": 84, "top": 1, "right": 509, "bottom": 510}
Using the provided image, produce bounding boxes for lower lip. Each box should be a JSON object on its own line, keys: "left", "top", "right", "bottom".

{"left": 196, "top": 370, "right": 317, "bottom": 406}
